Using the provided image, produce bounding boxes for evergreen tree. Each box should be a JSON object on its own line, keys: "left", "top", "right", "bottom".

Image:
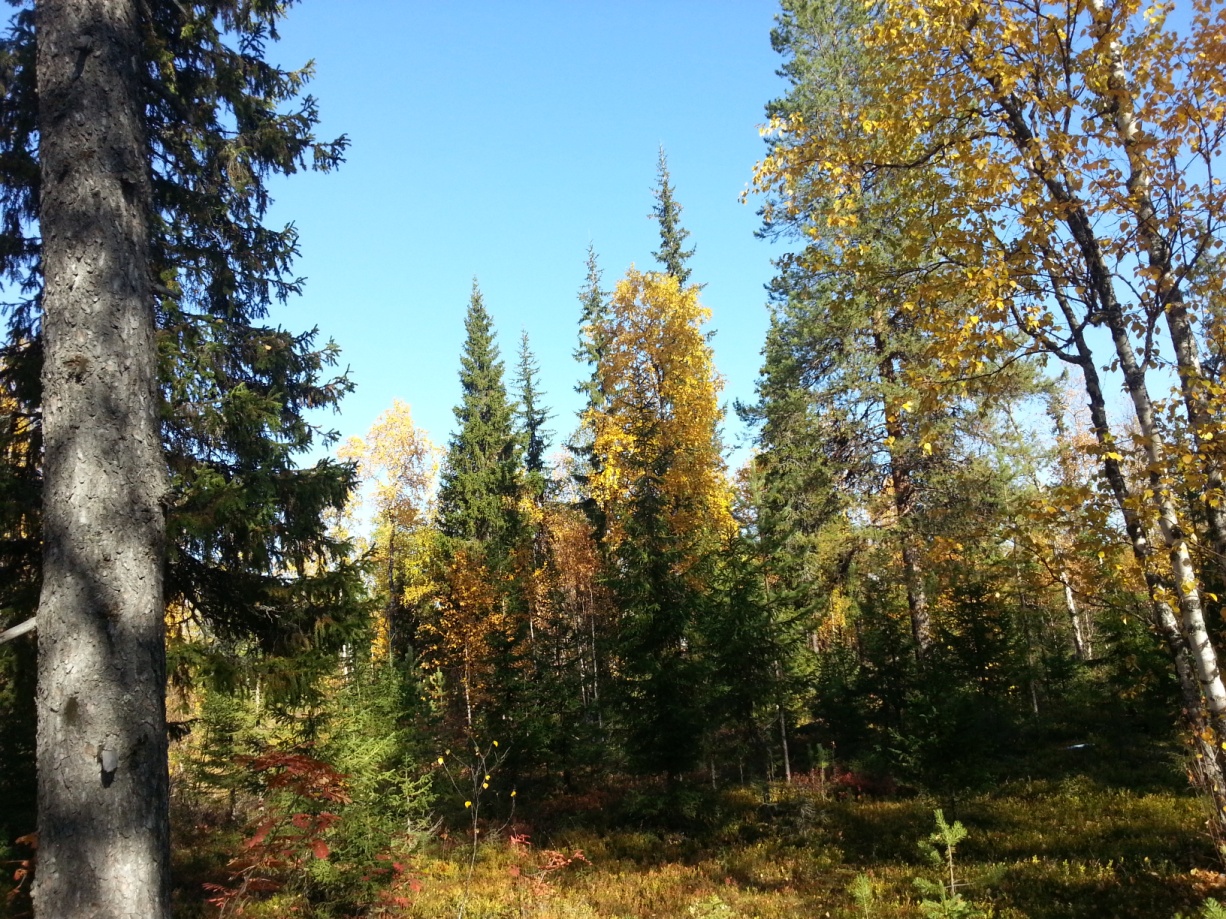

{"left": 432, "top": 283, "right": 528, "bottom": 740}
{"left": 569, "top": 247, "right": 609, "bottom": 534}
{"left": 0, "top": 1, "right": 361, "bottom": 656}
{"left": 437, "top": 281, "right": 521, "bottom": 548}
{"left": 582, "top": 268, "right": 732, "bottom": 779}
{"left": 574, "top": 246, "right": 609, "bottom": 407}
{"left": 34, "top": 1, "right": 169, "bottom": 912}
{"left": 514, "top": 329, "right": 552, "bottom": 499}
{"left": 649, "top": 147, "right": 696, "bottom": 286}
{"left": 0, "top": 0, "right": 361, "bottom": 868}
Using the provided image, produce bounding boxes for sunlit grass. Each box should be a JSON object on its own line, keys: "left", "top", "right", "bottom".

{"left": 367, "top": 777, "right": 1216, "bottom": 919}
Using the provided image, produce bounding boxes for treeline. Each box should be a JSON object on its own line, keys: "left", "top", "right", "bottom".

{"left": 339, "top": 150, "right": 778, "bottom": 790}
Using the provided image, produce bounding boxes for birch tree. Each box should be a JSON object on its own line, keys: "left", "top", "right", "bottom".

{"left": 753, "top": 0, "right": 1226, "bottom": 820}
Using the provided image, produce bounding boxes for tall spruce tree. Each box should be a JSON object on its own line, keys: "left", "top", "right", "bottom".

{"left": 437, "top": 281, "right": 520, "bottom": 548}
{"left": 0, "top": 0, "right": 361, "bottom": 880}
{"left": 569, "top": 248, "right": 609, "bottom": 534}
{"left": 34, "top": 2, "right": 169, "bottom": 912}
{"left": 0, "top": 2, "right": 360, "bottom": 652}
{"left": 514, "top": 330, "right": 552, "bottom": 500}
{"left": 649, "top": 147, "right": 696, "bottom": 286}
{"left": 432, "top": 282, "right": 528, "bottom": 740}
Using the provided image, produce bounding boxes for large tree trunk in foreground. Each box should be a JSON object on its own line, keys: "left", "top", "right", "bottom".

{"left": 33, "top": 1, "right": 170, "bottom": 916}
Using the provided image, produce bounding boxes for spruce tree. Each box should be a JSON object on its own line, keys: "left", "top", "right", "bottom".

{"left": 514, "top": 330, "right": 552, "bottom": 499}
{"left": 34, "top": 1, "right": 168, "bottom": 912}
{"left": 437, "top": 281, "right": 521, "bottom": 548}
{"left": 582, "top": 268, "right": 732, "bottom": 781}
{"left": 649, "top": 147, "right": 696, "bottom": 287}
{"left": 0, "top": 0, "right": 362, "bottom": 872}
{"left": 574, "top": 245, "right": 609, "bottom": 402}
{"left": 0, "top": 1, "right": 361, "bottom": 655}
{"left": 433, "top": 283, "right": 532, "bottom": 744}
{"left": 570, "top": 247, "right": 610, "bottom": 534}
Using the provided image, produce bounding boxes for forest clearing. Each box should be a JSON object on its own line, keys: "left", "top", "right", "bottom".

{"left": 5, "top": 0, "right": 1226, "bottom": 917}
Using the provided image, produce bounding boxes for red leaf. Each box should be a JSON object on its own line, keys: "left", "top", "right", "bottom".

{"left": 311, "top": 839, "right": 330, "bottom": 860}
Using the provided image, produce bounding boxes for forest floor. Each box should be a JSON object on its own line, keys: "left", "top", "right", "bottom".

{"left": 167, "top": 761, "right": 1226, "bottom": 919}
{"left": 382, "top": 777, "right": 1216, "bottom": 919}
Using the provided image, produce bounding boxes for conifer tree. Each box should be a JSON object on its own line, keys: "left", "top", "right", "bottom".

{"left": 0, "top": 0, "right": 361, "bottom": 889}
{"left": 0, "top": 1, "right": 361, "bottom": 657}
{"left": 570, "top": 248, "right": 610, "bottom": 534}
{"left": 432, "top": 283, "right": 527, "bottom": 737}
{"left": 574, "top": 246, "right": 609, "bottom": 407}
{"left": 437, "top": 281, "right": 521, "bottom": 548}
{"left": 514, "top": 330, "right": 552, "bottom": 499}
{"left": 33, "top": 4, "right": 170, "bottom": 912}
{"left": 582, "top": 267, "right": 732, "bottom": 779}
{"left": 650, "top": 147, "right": 696, "bottom": 286}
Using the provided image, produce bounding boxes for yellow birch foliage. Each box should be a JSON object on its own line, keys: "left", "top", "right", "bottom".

{"left": 583, "top": 268, "right": 734, "bottom": 555}
{"left": 339, "top": 399, "right": 439, "bottom": 534}
{"left": 338, "top": 400, "right": 440, "bottom": 659}
{"left": 753, "top": 0, "right": 1226, "bottom": 791}
{"left": 754, "top": 0, "right": 1226, "bottom": 426}
{"left": 754, "top": 0, "right": 1226, "bottom": 560}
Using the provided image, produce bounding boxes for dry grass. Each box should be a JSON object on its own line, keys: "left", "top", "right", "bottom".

{"left": 368, "top": 777, "right": 1218, "bottom": 919}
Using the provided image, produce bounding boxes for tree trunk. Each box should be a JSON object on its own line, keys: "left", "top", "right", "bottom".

{"left": 1053, "top": 284, "right": 1226, "bottom": 821}
{"left": 1084, "top": 0, "right": 1226, "bottom": 585}
{"left": 33, "top": 1, "right": 170, "bottom": 916}
{"left": 1063, "top": 579, "right": 1089, "bottom": 662}
{"left": 998, "top": 72, "right": 1226, "bottom": 817}
{"left": 872, "top": 317, "right": 932, "bottom": 658}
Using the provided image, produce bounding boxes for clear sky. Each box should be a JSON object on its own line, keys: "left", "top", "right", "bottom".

{"left": 263, "top": 1, "right": 790, "bottom": 466}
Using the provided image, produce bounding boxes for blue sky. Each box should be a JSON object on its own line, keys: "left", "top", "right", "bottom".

{"left": 263, "top": 2, "right": 790, "bottom": 466}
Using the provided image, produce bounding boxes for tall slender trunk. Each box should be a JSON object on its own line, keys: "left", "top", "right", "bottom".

{"left": 33, "top": 1, "right": 171, "bottom": 916}
{"left": 1052, "top": 286, "right": 1226, "bottom": 819}
{"left": 1085, "top": 0, "right": 1226, "bottom": 581}
{"left": 988, "top": 62, "right": 1226, "bottom": 817}
{"left": 778, "top": 706, "right": 792, "bottom": 784}
{"left": 899, "top": 538, "right": 931, "bottom": 657}
{"left": 1063, "top": 579, "right": 1089, "bottom": 661}
{"left": 947, "top": 12, "right": 1226, "bottom": 826}
{"left": 872, "top": 316, "right": 932, "bottom": 658}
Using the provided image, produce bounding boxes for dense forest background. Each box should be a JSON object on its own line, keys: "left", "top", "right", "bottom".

{"left": 5, "top": 0, "right": 1226, "bottom": 917}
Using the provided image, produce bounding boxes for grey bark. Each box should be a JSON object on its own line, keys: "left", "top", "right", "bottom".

{"left": 33, "top": 1, "right": 171, "bottom": 917}
{"left": 871, "top": 318, "right": 932, "bottom": 658}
